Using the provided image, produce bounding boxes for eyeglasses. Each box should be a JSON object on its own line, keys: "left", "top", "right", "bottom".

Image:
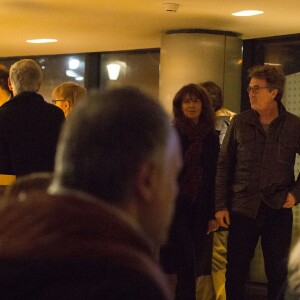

{"left": 247, "top": 86, "right": 269, "bottom": 94}
{"left": 182, "top": 98, "right": 201, "bottom": 105}
{"left": 52, "top": 99, "right": 66, "bottom": 104}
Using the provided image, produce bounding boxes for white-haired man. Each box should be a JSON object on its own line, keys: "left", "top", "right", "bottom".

{"left": 0, "top": 59, "right": 65, "bottom": 177}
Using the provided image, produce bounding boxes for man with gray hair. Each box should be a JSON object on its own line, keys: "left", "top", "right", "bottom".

{"left": 0, "top": 59, "right": 65, "bottom": 177}
{"left": 0, "top": 87, "right": 182, "bottom": 299}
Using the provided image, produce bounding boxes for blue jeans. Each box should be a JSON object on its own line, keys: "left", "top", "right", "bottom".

{"left": 226, "top": 202, "right": 293, "bottom": 300}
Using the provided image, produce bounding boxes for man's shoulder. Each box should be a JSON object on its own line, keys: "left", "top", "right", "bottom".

{"left": 0, "top": 191, "right": 172, "bottom": 299}
{"left": 235, "top": 109, "right": 252, "bottom": 118}
{"left": 285, "top": 110, "right": 300, "bottom": 122}
{"left": 230, "top": 109, "right": 253, "bottom": 125}
{"left": 43, "top": 100, "right": 65, "bottom": 117}
{"left": 0, "top": 92, "right": 64, "bottom": 119}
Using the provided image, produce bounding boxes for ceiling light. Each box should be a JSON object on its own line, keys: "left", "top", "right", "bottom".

{"left": 232, "top": 10, "right": 264, "bottom": 17}
{"left": 26, "top": 39, "right": 58, "bottom": 44}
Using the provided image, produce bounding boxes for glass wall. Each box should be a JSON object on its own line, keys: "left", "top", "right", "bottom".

{"left": 100, "top": 50, "right": 160, "bottom": 100}
{"left": 0, "top": 54, "right": 86, "bottom": 102}
{"left": 0, "top": 49, "right": 160, "bottom": 102}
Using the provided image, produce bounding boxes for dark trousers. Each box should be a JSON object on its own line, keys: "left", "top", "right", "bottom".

{"left": 226, "top": 202, "right": 293, "bottom": 300}
{"left": 160, "top": 199, "right": 212, "bottom": 300}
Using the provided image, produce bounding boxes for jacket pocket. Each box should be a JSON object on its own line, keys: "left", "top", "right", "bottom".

{"left": 236, "top": 130, "right": 256, "bottom": 161}
{"left": 278, "top": 136, "right": 296, "bottom": 164}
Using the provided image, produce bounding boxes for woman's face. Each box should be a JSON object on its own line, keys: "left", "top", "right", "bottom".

{"left": 181, "top": 93, "right": 202, "bottom": 124}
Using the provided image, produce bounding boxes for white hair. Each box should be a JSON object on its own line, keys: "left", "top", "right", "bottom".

{"left": 9, "top": 59, "right": 43, "bottom": 95}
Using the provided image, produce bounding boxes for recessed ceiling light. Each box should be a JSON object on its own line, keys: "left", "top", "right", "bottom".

{"left": 232, "top": 10, "right": 264, "bottom": 17}
{"left": 26, "top": 39, "right": 58, "bottom": 44}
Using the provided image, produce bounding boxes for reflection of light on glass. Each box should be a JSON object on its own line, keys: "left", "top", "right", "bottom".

{"left": 69, "top": 58, "right": 80, "bottom": 70}
{"left": 66, "top": 70, "right": 78, "bottom": 77}
{"left": 41, "top": 66, "right": 46, "bottom": 69}
{"left": 75, "top": 76, "right": 84, "bottom": 81}
{"left": 264, "top": 62, "right": 282, "bottom": 66}
{"left": 107, "top": 63, "right": 121, "bottom": 80}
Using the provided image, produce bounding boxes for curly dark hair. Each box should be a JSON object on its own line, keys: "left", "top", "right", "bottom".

{"left": 172, "top": 83, "right": 215, "bottom": 130}
{"left": 248, "top": 65, "right": 285, "bottom": 102}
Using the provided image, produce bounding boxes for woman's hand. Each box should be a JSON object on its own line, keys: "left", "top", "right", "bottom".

{"left": 207, "top": 219, "right": 219, "bottom": 234}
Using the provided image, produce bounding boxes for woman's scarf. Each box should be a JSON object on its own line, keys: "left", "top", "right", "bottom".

{"left": 175, "top": 116, "right": 211, "bottom": 202}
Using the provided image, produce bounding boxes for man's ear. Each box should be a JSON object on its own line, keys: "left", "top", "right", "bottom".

{"left": 272, "top": 89, "right": 278, "bottom": 100}
{"left": 134, "top": 161, "right": 158, "bottom": 204}
{"left": 8, "top": 78, "right": 13, "bottom": 92}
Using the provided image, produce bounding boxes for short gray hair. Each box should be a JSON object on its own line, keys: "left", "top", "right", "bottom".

{"left": 9, "top": 59, "right": 43, "bottom": 95}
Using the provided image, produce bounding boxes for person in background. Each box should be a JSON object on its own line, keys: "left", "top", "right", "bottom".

{"left": 0, "top": 59, "right": 65, "bottom": 176}
{"left": 0, "top": 64, "right": 12, "bottom": 106}
{"left": 200, "top": 81, "right": 236, "bottom": 145}
{"left": 160, "top": 84, "right": 219, "bottom": 300}
{"left": 52, "top": 81, "right": 86, "bottom": 117}
{"left": 215, "top": 65, "right": 300, "bottom": 300}
{"left": 0, "top": 87, "right": 182, "bottom": 299}
{"left": 200, "top": 81, "right": 236, "bottom": 300}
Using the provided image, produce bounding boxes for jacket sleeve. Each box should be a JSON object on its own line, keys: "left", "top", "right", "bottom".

{"left": 215, "top": 116, "right": 238, "bottom": 212}
{"left": 202, "top": 130, "right": 220, "bottom": 219}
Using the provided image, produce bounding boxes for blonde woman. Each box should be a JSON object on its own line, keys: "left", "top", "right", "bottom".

{"left": 52, "top": 82, "right": 86, "bottom": 117}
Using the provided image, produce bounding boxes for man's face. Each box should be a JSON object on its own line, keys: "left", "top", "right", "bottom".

{"left": 248, "top": 77, "right": 277, "bottom": 113}
{"left": 148, "top": 128, "right": 182, "bottom": 246}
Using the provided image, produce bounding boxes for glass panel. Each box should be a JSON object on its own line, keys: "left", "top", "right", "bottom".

{"left": 264, "top": 40, "right": 300, "bottom": 76}
{"left": 100, "top": 51, "right": 160, "bottom": 100}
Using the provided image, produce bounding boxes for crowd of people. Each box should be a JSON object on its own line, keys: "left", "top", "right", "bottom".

{"left": 0, "top": 59, "right": 298, "bottom": 300}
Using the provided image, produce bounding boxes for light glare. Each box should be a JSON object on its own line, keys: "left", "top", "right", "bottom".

{"left": 107, "top": 63, "right": 121, "bottom": 80}
{"left": 26, "top": 39, "right": 58, "bottom": 44}
{"left": 66, "top": 70, "right": 78, "bottom": 77}
{"left": 69, "top": 59, "right": 80, "bottom": 70}
{"left": 232, "top": 10, "right": 264, "bottom": 17}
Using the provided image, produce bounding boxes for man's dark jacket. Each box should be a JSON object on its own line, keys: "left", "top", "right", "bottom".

{"left": 0, "top": 190, "right": 172, "bottom": 299}
{"left": 215, "top": 102, "right": 300, "bottom": 218}
{"left": 0, "top": 92, "right": 65, "bottom": 176}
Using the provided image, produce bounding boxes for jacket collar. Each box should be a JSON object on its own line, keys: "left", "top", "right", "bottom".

{"left": 3, "top": 92, "right": 44, "bottom": 107}
{"left": 245, "top": 101, "right": 287, "bottom": 126}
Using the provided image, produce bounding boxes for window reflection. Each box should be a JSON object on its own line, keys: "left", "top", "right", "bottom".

{"left": 0, "top": 54, "right": 85, "bottom": 102}
{"left": 100, "top": 50, "right": 160, "bottom": 100}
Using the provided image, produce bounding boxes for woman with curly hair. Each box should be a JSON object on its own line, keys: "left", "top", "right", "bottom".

{"left": 160, "top": 84, "right": 219, "bottom": 300}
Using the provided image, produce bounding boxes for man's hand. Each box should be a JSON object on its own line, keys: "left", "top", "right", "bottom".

{"left": 215, "top": 209, "right": 230, "bottom": 228}
{"left": 282, "top": 192, "right": 296, "bottom": 208}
